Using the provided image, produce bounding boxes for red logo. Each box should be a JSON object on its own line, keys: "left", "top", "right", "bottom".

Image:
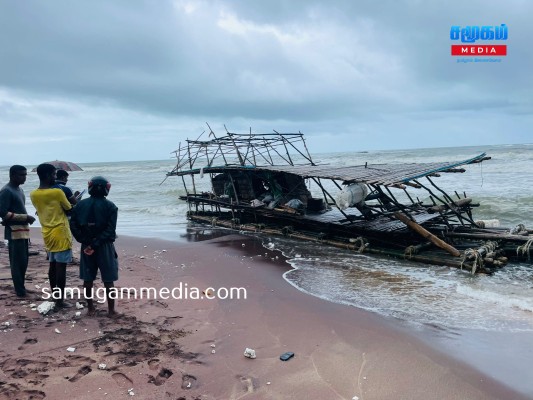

{"left": 451, "top": 45, "right": 507, "bottom": 56}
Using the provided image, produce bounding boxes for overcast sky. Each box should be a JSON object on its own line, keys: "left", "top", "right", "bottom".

{"left": 0, "top": 0, "right": 531, "bottom": 165}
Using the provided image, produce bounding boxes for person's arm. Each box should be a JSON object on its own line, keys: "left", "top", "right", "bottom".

{"left": 57, "top": 189, "right": 73, "bottom": 213}
{"left": 0, "top": 189, "right": 35, "bottom": 225}
{"left": 64, "top": 187, "right": 77, "bottom": 205}
{"left": 69, "top": 207, "right": 87, "bottom": 244}
{"left": 91, "top": 204, "right": 118, "bottom": 248}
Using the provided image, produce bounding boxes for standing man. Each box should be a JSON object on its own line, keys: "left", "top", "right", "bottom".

{"left": 30, "top": 163, "right": 73, "bottom": 308}
{"left": 70, "top": 176, "right": 119, "bottom": 317}
{"left": 0, "top": 165, "right": 36, "bottom": 297}
{"left": 54, "top": 169, "right": 80, "bottom": 205}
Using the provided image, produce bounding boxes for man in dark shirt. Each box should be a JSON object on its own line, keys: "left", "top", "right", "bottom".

{"left": 70, "top": 176, "right": 119, "bottom": 317}
{"left": 0, "top": 165, "right": 36, "bottom": 297}
{"left": 54, "top": 169, "right": 79, "bottom": 205}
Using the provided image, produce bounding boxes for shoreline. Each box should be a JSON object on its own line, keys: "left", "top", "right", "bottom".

{"left": 0, "top": 230, "right": 530, "bottom": 399}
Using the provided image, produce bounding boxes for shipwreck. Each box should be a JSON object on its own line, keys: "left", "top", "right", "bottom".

{"left": 167, "top": 127, "right": 533, "bottom": 274}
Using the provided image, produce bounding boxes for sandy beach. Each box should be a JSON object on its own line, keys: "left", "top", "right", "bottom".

{"left": 0, "top": 230, "right": 530, "bottom": 400}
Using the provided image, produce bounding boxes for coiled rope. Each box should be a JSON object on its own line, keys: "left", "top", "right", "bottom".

{"left": 350, "top": 237, "right": 368, "bottom": 253}
{"left": 517, "top": 238, "right": 533, "bottom": 262}
{"left": 461, "top": 249, "right": 483, "bottom": 275}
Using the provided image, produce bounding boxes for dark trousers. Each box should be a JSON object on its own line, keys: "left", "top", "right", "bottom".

{"left": 8, "top": 239, "right": 29, "bottom": 296}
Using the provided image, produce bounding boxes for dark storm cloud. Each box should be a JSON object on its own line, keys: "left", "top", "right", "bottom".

{"left": 0, "top": 0, "right": 531, "bottom": 164}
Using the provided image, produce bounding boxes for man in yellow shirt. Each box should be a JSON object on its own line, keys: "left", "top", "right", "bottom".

{"left": 30, "top": 163, "right": 73, "bottom": 309}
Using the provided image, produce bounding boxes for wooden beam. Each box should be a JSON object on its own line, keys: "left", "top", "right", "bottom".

{"left": 393, "top": 212, "right": 461, "bottom": 257}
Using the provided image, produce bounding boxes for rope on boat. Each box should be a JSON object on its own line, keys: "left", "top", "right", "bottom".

{"left": 281, "top": 226, "right": 294, "bottom": 236}
{"left": 511, "top": 223, "right": 527, "bottom": 235}
{"left": 516, "top": 238, "right": 533, "bottom": 262}
{"left": 461, "top": 249, "right": 483, "bottom": 275}
{"left": 350, "top": 237, "right": 368, "bottom": 253}
{"left": 404, "top": 245, "right": 417, "bottom": 259}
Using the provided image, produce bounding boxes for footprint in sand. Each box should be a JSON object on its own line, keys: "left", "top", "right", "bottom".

{"left": 148, "top": 367, "right": 173, "bottom": 386}
{"left": 17, "top": 389, "right": 46, "bottom": 400}
{"left": 180, "top": 374, "right": 197, "bottom": 390}
{"left": 0, "top": 383, "right": 46, "bottom": 400}
{"left": 69, "top": 365, "right": 92, "bottom": 382}
{"left": 112, "top": 372, "right": 133, "bottom": 388}
{"left": 236, "top": 374, "right": 258, "bottom": 393}
{"left": 148, "top": 359, "right": 160, "bottom": 370}
{"left": 140, "top": 300, "right": 169, "bottom": 309}
{"left": 58, "top": 355, "right": 95, "bottom": 368}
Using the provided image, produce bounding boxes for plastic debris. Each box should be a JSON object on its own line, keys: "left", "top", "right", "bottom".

{"left": 242, "top": 243, "right": 246, "bottom": 247}
{"left": 55, "top": 328, "right": 61, "bottom": 334}
{"left": 1, "top": 322, "right": 10, "bottom": 327}
{"left": 37, "top": 301, "right": 56, "bottom": 315}
{"left": 352, "top": 397, "right": 359, "bottom": 400}
{"left": 211, "top": 350, "right": 216, "bottom": 354}
{"left": 75, "top": 302, "right": 84, "bottom": 309}
{"left": 128, "top": 388, "right": 135, "bottom": 396}
{"left": 140, "top": 256, "right": 145, "bottom": 259}
{"left": 66, "top": 347, "right": 76, "bottom": 352}
{"left": 75, "top": 311, "right": 82, "bottom": 317}
{"left": 98, "top": 364, "right": 107, "bottom": 370}
{"left": 244, "top": 348, "right": 256, "bottom": 359}
{"left": 210, "top": 344, "right": 216, "bottom": 348}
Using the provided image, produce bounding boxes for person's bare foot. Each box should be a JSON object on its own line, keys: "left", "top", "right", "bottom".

{"left": 107, "top": 310, "right": 121, "bottom": 319}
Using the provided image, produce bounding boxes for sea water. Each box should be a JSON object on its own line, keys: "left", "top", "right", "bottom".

{"left": 2, "top": 143, "right": 533, "bottom": 393}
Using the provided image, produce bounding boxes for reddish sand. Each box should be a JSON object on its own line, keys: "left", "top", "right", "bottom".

{"left": 0, "top": 231, "right": 529, "bottom": 400}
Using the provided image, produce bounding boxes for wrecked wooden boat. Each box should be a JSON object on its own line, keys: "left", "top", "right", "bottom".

{"left": 167, "top": 128, "right": 533, "bottom": 274}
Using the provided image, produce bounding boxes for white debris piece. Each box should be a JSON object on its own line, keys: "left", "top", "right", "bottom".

{"left": 75, "top": 302, "right": 84, "bottom": 309}
{"left": 140, "top": 256, "right": 145, "bottom": 259}
{"left": 29, "top": 303, "right": 37, "bottom": 308}
{"left": 37, "top": 301, "right": 56, "bottom": 315}
{"left": 1, "top": 322, "right": 10, "bottom": 327}
{"left": 211, "top": 350, "right": 216, "bottom": 354}
{"left": 66, "top": 347, "right": 76, "bottom": 352}
{"left": 128, "top": 388, "right": 135, "bottom": 396}
{"left": 55, "top": 328, "right": 61, "bottom": 334}
{"left": 352, "top": 397, "right": 359, "bottom": 400}
{"left": 162, "top": 249, "right": 166, "bottom": 252}
{"left": 75, "top": 311, "right": 82, "bottom": 317}
{"left": 210, "top": 344, "right": 216, "bottom": 348}
{"left": 98, "top": 363, "right": 107, "bottom": 370}
{"left": 244, "top": 348, "right": 256, "bottom": 359}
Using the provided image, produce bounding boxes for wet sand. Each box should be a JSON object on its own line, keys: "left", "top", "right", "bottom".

{"left": 0, "top": 231, "right": 530, "bottom": 399}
